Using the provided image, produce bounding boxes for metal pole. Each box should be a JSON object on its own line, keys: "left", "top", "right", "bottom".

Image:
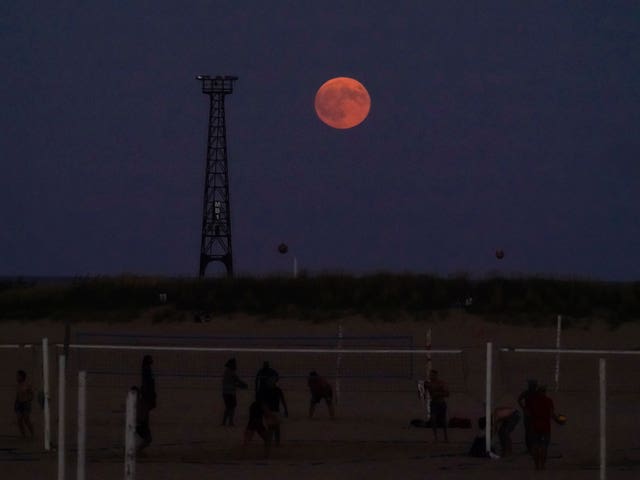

{"left": 554, "top": 315, "right": 562, "bottom": 391}
{"left": 124, "top": 388, "right": 137, "bottom": 480}
{"left": 485, "top": 342, "right": 492, "bottom": 455}
{"left": 42, "top": 337, "right": 51, "bottom": 451}
{"left": 77, "top": 371, "right": 86, "bottom": 480}
{"left": 57, "top": 355, "right": 66, "bottom": 480}
{"left": 599, "top": 358, "right": 606, "bottom": 480}
{"left": 335, "top": 320, "right": 343, "bottom": 404}
{"left": 425, "top": 329, "right": 432, "bottom": 420}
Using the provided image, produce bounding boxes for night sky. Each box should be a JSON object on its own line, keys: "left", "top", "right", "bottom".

{"left": 2, "top": 2, "right": 639, "bottom": 280}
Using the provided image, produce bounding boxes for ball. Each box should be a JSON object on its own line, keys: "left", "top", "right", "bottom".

{"left": 495, "top": 249, "right": 505, "bottom": 260}
{"left": 278, "top": 243, "right": 288, "bottom": 254}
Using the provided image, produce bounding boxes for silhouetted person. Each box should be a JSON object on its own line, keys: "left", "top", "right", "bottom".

{"left": 518, "top": 379, "right": 538, "bottom": 453}
{"left": 15, "top": 370, "right": 34, "bottom": 439}
{"left": 137, "top": 355, "right": 156, "bottom": 452}
{"left": 262, "top": 379, "right": 288, "bottom": 445}
{"left": 492, "top": 406, "right": 520, "bottom": 457}
{"left": 529, "top": 385, "right": 562, "bottom": 470}
{"left": 425, "top": 369, "right": 449, "bottom": 442}
{"left": 221, "top": 358, "right": 248, "bottom": 426}
{"left": 255, "top": 361, "right": 279, "bottom": 401}
{"left": 243, "top": 400, "right": 272, "bottom": 458}
{"left": 307, "top": 371, "right": 335, "bottom": 419}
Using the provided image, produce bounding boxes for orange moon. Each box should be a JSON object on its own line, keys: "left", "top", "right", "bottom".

{"left": 314, "top": 77, "right": 371, "bottom": 129}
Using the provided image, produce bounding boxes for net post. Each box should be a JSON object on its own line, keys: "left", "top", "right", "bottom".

{"left": 554, "top": 315, "right": 562, "bottom": 391}
{"left": 57, "top": 354, "right": 66, "bottom": 480}
{"left": 599, "top": 358, "right": 606, "bottom": 480}
{"left": 335, "top": 321, "right": 343, "bottom": 404}
{"left": 425, "top": 328, "right": 432, "bottom": 420}
{"left": 124, "top": 388, "right": 137, "bottom": 480}
{"left": 42, "top": 337, "right": 51, "bottom": 451}
{"left": 485, "top": 341, "right": 492, "bottom": 455}
{"left": 77, "top": 371, "right": 86, "bottom": 480}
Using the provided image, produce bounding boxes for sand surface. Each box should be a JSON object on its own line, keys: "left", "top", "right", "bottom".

{"left": 1, "top": 312, "right": 639, "bottom": 479}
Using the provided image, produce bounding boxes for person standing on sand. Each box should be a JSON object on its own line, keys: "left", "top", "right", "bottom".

{"left": 518, "top": 379, "right": 538, "bottom": 453}
{"left": 221, "top": 358, "right": 248, "bottom": 426}
{"left": 255, "top": 361, "right": 279, "bottom": 401}
{"left": 262, "top": 378, "right": 288, "bottom": 446}
{"left": 529, "top": 385, "right": 562, "bottom": 470}
{"left": 424, "top": 369, "right": 449, "bottom": 442}
{"left": 137, "top": 355, "right": 156, "bottom": 452}
{"left": 15, "top": 370, "right": 35, "bottom": 439}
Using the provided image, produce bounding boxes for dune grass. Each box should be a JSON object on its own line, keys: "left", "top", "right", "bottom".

{"left": 0, "top": 274, "right": 639, "bottom": 325}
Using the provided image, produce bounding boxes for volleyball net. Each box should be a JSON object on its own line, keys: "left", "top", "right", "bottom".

{"left": 46, "top": 332, "right": 468, "bottom": 474}
{"left": 60, "top": 332, "right": 469, "bottom": 398}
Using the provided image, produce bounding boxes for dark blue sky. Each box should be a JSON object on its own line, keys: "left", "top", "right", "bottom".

{"left": 2, "top": 2, "right": 639, "bottom": 279}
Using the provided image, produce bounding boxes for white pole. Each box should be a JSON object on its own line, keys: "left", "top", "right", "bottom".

{"left": 293, "top": 256, "right": 298, "bottom": 278}
{"left": 599, "top": 358, "right": 606, "bottom": 480}
{"left": 58, "top": 354, "right": 66, "bottom": 480}
{"left": 124, "top": 388, "right": 137, "bottom": 480}
{"left": 485, "top": 342, "right": 492, "bottom": 455}
{"left": 42, "top": 337, "right": 51, "bottom": 451}
{"left": 554, "top": 315, "right": 562, "bottom": 392}
{"left": 425, "top": 329, "right": 432, "bottom": 420}
{"left": 77, "top": 371, "right": 86, "bottom": 480}
{"left": 335, "top": 321, "right": 343, "bottom": 404}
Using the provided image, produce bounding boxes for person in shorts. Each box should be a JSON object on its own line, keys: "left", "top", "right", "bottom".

{"left": 15, "top": 370, "right": 34, "bottom": 439}
{"left": 425, "top": 369, "right": 449, "bottom": 442}
{"left": 221, "top": 358, "right": 248, "bottom": 426}
{"left": 529, "top": 385, "right": 561, "bottom": 470}
{"left": 307, "top": 371, "right": 335, "bottom": 419}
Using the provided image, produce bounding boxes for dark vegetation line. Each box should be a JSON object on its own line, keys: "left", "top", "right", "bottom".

{"left": 0, "top": 274, "right": 639, "bottom": 325}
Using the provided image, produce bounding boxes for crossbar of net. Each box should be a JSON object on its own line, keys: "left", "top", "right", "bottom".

{"left": 59, "top": 344, "right": 461, "bottom": 354}
{"left": 500, "top": 348, "right": 640, "bottom": 355}
{"left": 75, "top": 332, "right": 415, "bottom": 348}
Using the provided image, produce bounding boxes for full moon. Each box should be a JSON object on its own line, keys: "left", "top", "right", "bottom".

{"left": 314, "top": 77, "right": 371, "bottom": 129}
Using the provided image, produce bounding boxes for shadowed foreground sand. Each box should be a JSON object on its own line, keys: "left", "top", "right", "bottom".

{"left": 1, "top": 313, "right": 639, "bottom": 479}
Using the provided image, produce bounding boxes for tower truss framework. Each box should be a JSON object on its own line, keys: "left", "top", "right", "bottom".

{"left": 196, "top": 75, "right": 237, "bottom": 277}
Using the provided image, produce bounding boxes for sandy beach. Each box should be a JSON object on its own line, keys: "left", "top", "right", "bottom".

{"left": 1, "top": 312, "right": 639, "bottom": 479}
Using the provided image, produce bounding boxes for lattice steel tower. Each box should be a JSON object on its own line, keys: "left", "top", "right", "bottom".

{"left": 196, "top": 75, "right": 238, "bottom": 277}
